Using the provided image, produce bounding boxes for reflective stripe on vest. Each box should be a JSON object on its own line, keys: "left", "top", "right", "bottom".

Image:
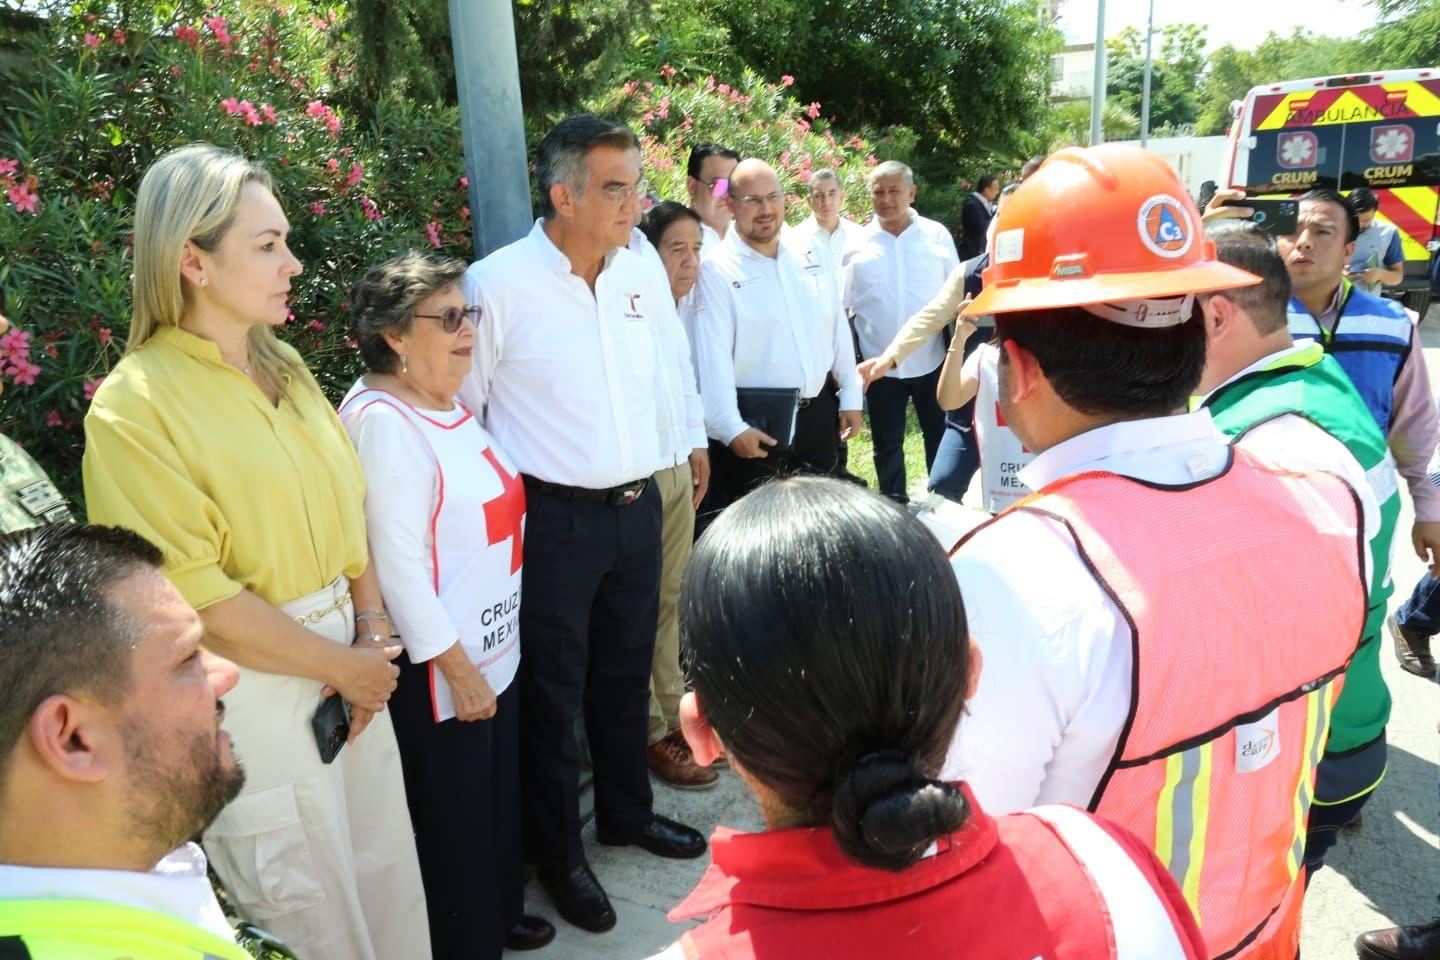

{"left": 1010, "top": 449, "right": 1365, "bottom": 960}
{"left": 0, "top": 899, "right": 252, "bottom": 960}
{"left": 1286, "top": 283, "right": 1411, "bottom": 434}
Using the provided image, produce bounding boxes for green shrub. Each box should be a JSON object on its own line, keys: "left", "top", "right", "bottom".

{"left": 0, "top": 0, "right": 474, "bottom": 510}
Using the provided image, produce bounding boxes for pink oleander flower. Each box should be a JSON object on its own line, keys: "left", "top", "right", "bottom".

{"left": 657, "top": 96, "right": 670, "bottom": 120}
{"left": 807, "top": 102, "right": 822, "bottom": 119}
{"left": 323, "top": 114, "right": 340, "bottom": 135}
{"left": 781, "top": 74, "right": 795, "bottom": 86}
{"left": 309, "top": 202, "right": 327, "bottom": 216}
{"left": 459, "top": 175, "right": 469, "bottom": 189}
{"left": 305, "top": 100, "right": 327, "bottom": 117}
{"left": 44, "top": 410, "right": 63, "bottom": 428}
{"left": 0, "top": 159, "right": 17, "bottom": 176}
{"left": 306, "top": 319, "right": 325, "bottom": 331}
{"left": 6, "top": 184, "right": 38, "bottom": 215}
{"left": 83, "top": 377, "right": 105, "bottom": 401}
{"left": 261, "top": 103, "right": 277, "bottom": 124}
{"left": 239, "top": 101, "right": 262, "bottom": 125}
{"left": 0, "top": 329, "right": 31, "bottom": 363}
{"left": 641, "top": 111, "right": 655, "bottom": 126}
{"left": 221, "top": 97, "right": 242, "bottom": 115}
{"left": 345, "top": 163, "right": 363, "bottom": 188}
{"left": 175, "top": 25, "right": 199, "bottom": 45}
{"left": 426, "top": 221, "right": 442, "bottom": 248}
{"left": 112, "top": 28, "right": 126, "bottom": 44}
{"left": 716, "top": 83, "right": 731, "bottom": 95}
{"left": 326, "top": 158, "right": 340, "bottom": 172}
{"left": 170, "top": 65, "right": 183, "bottom": 77}
{"left": 359, "top": 197, "right": 380, "bottom": 221}
{"left": 660, "top": 64, "right": 676, "bottom": 79}
{"left": 6, "top": 361, "right": 40, "bottom": 387}
{"left": 205, "top": 16, "right": 232, "bottom": 47}
{"left": 459, "top": 206, "right": 470, "bottom": 220}
{"left": 96, "top": 326, "right": 112, "bottom": 344}
{"left": 83, "top": 32, "right": 100, "bottom": 48}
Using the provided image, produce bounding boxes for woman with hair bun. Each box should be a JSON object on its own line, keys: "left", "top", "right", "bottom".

{"left": 652, "top": 477, "right": 1208, "bottom": 960}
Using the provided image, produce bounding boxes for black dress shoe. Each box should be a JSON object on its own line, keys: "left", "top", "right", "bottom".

{"left": 538, "top": 864, "right": 616, "bottom": 933}
{"left": 504, "top": 914, "right": 557, "bottom": 951}
{"left": 1355, "top": 914, "right": 1440, "bottom": 959}
{"left": 596, "top": 813, "right": 707, "bottom": 859}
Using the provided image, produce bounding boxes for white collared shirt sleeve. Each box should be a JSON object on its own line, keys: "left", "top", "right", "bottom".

{"left": 346, "top": 401, "right": 460, "bottom": 664}
{"left": 943, "top": 512, "right": 1133, "bottom": 814}
{"left": 459, "top": 266, "right": 499, "bottom": 422}
{"left": 693, "top": 259, "right": 749, "bottom": 445}
{"left": 830, "top": 291, "right": 862, "bottom": 412}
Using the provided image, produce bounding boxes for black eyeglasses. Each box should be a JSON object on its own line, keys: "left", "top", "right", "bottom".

{"left": 413, "top": 304, "right": 481, "bottom": 333}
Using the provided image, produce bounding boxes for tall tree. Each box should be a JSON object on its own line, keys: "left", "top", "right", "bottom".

{"left": 701, "top": 0, "right": 1061, "bottom": 160}
{"left": 1106, "top": 23, "right": 1206, "bottom": 133}
{"left": 1361, "top": 0, "right": 1440, "bottom": 70}
{"left": 1194, "top": 29, "right": 1371, "bottom": 135}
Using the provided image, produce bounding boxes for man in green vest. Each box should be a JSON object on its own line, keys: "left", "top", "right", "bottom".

{"left": 0, "top": 524, "right": 267, "bottom": 959}
{"left": 1193, "top": 220, "right": 1395, "bottom": 878}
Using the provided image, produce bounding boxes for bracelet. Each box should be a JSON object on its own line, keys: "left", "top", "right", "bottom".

{"left": 354, "top": 632, "right": 387, "bottom": 645}
{"left": 355, "top": 609, "right": 390, "bottom": 623}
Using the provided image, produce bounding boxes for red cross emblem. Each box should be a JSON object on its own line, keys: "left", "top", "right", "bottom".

{"left": 481, "top": 447, "right": 525, "bottom": 574}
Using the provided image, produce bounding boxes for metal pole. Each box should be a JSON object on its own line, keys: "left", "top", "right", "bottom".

{"left": 1140, "top": 0, "right": 1155, "bottom": 146}
{"left": 448, "top": 0, "right": 533, "bottom": 257}
{"left": 1089, "top": 0, "right": 1107, "bottom": 145}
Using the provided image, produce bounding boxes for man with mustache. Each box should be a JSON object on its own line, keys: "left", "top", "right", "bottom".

{"left": 0, "top": 523, "right": 256, "bottom": 958}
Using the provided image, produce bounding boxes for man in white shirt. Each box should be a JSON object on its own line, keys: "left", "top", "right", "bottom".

{"left": 692, "top": 159, "right": 864, "bottom": 498}
{"left": 635, "top": 200, "right": 717, "bottom": 791}
{"left": 460, "top": 115, "right": 705, "bottom": 936}
{"left": 942, "top": 145, "right": 1366, "bottom": 960}
{"left": 685, "top": 142, "right": 739, "bottom": 256}
{"left": 842, "top": 160, "right": 958, "bottom": 502}
{"left": 787, "top": 168, "right": 864, "bottom": 284}
{"left": 0, "top": 524, "right": 253, "bottom": 959}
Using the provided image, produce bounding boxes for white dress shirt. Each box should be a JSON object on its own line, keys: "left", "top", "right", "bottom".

{"left": 943, "top": 408, "right": 1370, "bottom": 814}
{"left": 627, "top": 228, "right": 708, "bottom": 468}
{"left": 842, "top": 210, "right": 960, "bottom": 380}
{"left": 0, "top": 843, "right": 233, "bottom": 940}
{"left": 785, "top": 214, "right": 864, "bottom": 288}
{"left": 700, "top": 221, "right": 723, "bottom": 257}
{"left": 692, "top": 228, "right": 864, "bottom": 445}
{"left": 459, "top": 219, "right": 672, "bottom": 489}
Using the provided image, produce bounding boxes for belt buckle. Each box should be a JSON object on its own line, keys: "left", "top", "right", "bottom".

{"left": 613, "top": 478, "right": 647, "bottom": 507}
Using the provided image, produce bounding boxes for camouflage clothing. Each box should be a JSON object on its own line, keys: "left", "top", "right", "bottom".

{"left": 0, "top": 433, "right": 73, "bottom": 532}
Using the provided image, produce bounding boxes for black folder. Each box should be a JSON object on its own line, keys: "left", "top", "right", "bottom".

{"left": 736, "top": 387, "right": 801, "bottom": 450}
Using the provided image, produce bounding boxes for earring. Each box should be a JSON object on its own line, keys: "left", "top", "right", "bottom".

{"left": 199, "top": 277, "right": 208, "bottom": 287}
{"left": 400, "top": 353, "right": 408, "bottom": 374}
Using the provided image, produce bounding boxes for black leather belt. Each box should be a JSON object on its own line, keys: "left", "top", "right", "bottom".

{"left": 522, "top": 475, "right": 650, "bottom": 507}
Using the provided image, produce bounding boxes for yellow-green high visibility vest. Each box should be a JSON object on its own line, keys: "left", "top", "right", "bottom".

{"left": 0, "top": 898, "right": 253, "bottom": 960}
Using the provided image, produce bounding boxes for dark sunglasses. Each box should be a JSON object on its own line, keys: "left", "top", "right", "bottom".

{"left": 413, "top": 304, "right": 481, "bottom": 333}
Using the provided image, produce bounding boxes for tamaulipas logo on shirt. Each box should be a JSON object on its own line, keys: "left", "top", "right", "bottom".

{"left": 625, "top": 292, "right": 644, "bottom": 319}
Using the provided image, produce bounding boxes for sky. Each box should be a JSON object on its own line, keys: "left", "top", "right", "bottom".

{"left": 1056, "top": 0, "right": 1371, "bottom": 52}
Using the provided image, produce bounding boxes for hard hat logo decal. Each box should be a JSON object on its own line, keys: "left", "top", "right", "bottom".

{"left": 1136, "top": 194, "right": 1194, "bottom": 260}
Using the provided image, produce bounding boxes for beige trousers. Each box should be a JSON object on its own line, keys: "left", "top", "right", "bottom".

{"left": 649, "top": 461, "right": 696, "bottom": 744}
{"left": 202, "top": 576, "right": 431, "bottom": 960}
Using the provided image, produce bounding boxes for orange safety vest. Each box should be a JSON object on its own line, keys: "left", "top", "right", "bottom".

{"left": 986, "top": 448, "right": 1366, "bottom": 960}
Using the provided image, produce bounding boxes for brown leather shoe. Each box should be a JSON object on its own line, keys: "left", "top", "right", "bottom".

{"left": 1355, "top": 915, "right": 1440, "bottom": 959}
{"left": 1388, "top": 615, "right": 1437, "bottom": 679}
{"left": 647, "top": 729, "right": 719, "bottom": 790}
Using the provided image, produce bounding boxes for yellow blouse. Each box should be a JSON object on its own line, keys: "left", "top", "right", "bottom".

{"left": 83, "top": 326, "right": 367, "bottom": 609}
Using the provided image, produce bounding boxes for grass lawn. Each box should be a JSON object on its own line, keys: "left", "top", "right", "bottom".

{"left": 844, "top": 407, "right": 932, "bottom": 501}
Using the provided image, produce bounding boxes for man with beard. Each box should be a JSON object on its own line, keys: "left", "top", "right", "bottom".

{"left": 0, "top": 524, "right": 254, "bottom": 959}
{"left": 692, "top": 158, "right": 864, "bottom": 497}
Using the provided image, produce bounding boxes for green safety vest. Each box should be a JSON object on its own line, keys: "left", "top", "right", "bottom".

{"left": 0, "top": 434, "right": 73, "bottom": 534}
{"left": 1201, "top": 342, "right": 1397, "bottom": 758}
{"left": 0, "top": 898, "right": 253, "bottom": 960}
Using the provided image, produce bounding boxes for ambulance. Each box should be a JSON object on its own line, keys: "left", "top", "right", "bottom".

{"left": 1223, "top": 68, "right": 1440, "bottom": 315}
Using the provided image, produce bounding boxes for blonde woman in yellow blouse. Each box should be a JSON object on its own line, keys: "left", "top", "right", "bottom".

{"left": 82, "top": 144, "right": 429, "bottom": 960}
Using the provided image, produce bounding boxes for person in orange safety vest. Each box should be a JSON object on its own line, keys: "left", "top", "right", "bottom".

{"left": 939, "top": 145, "right": 1368, "bottom": 960}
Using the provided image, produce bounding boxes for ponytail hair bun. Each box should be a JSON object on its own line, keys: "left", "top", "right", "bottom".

{"left": 830, "top": 750, "right": 969, "bottom": 872}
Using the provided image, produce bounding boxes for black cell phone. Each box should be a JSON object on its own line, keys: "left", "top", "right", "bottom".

{"left": 1215, "top": 197, "right": 1299, "bottom": 236}
{"left": 311, "top": 693, "right": 351, "bottom": 764}
{"left": 1197, "top": 180, "right": 1218, "bottom": 212}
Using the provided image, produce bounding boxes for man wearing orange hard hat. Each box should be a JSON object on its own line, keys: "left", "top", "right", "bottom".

{"left": 939, "top": 145, "right": 1368, "bottom": 960}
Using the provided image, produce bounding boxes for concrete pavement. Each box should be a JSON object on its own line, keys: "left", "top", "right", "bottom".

{"left": 521, "top": 308, "right": 1440, "bottom": 959}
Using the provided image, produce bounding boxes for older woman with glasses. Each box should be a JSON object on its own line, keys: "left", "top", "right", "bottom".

{"left": 338, "top": 252, "right": 552, "bottom": 959}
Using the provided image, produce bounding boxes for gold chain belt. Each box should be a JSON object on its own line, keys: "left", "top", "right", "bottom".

{"left": 291, "top": 588, "right": 352, "bottom": 626}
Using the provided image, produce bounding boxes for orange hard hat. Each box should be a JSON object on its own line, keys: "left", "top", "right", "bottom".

{"left": 966, "top": 144, "right": 1260, "bottom": 318}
